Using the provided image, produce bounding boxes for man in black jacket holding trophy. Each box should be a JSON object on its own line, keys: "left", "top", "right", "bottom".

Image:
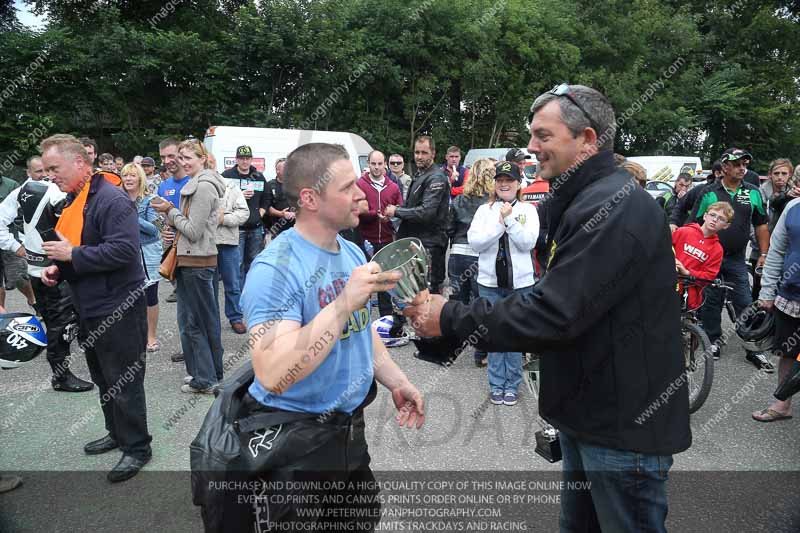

{"left": 404, "top": 85, "right": 691, "bottom": 533}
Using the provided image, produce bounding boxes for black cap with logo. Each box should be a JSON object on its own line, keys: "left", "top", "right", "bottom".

{"left": 494, "top": 161, "right": 522, "bottom": 181}
{"left": 720, "top": 147, "right": 752, "bottom": 164}
{"left": 505, "top": 148, "right": 531, "bottom": 163}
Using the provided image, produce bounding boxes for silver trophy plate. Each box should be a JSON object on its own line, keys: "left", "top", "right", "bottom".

{"left": 370, "top": 237, "right": 429, "bottom": 303}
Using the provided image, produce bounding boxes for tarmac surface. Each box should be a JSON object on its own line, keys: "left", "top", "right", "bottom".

{"left": 1, "top": 283, "right": 799, "bottom": 532}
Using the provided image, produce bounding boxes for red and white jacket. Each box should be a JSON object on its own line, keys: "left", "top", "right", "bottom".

{"left": 672, "top": 223, "right": 723, "bottom": 309}
{"left": 356, "top": 173, "right": 403, "bottom": 246}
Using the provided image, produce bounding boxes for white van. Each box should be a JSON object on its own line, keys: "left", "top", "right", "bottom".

{"left": 626, "top": 156, "right": 703, "bottom": 184}
{"left": 203, "top": 126, "right": 373, "bottom": 179}
{"left": 463, "top": 147, "right": 539, "bottom": 184}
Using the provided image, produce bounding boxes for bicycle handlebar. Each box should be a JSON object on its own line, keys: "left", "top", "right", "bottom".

{"left": 677, "top": 274, "right": 735, "bottom": 291}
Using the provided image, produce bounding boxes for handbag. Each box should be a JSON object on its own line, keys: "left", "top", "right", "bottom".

{"left": 159, "top": 201, "right": 189, "bottom": 281}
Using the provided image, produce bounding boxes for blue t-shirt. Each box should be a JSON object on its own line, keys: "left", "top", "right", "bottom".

{"left": 242, "top": 228, "right": 374, "bottom": 414}
{"left": 157, "top": 175, "right": 190, "bottom": 208}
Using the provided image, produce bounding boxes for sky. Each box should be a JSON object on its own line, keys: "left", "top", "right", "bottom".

{"left": 14, "top": 0, "right": 46, "bottom": 30}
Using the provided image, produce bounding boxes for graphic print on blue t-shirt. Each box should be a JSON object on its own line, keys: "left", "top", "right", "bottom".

{"left": 241, "top": 228, "right": 373, "bottom": 415}
{"left": 316, "top": 273, "right": 371, "bottom": 340}
{"left": 157, "top": 175, "right": 190, "bottom": 208}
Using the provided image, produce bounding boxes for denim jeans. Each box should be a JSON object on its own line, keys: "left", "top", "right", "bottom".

{"left": 370, "top": 242, "right": 394, "bottom": 317}
{"left": 239, "top": 226, "right": 264, "bottom": 284}
{"left": 699, "top": 254, "right": 754, "bottom": 353}
{"left": 177, "top": 266, "right": 224, "bottom": 389}
{"left": 479, "top": 284, "right": 532, "bottom": 393}
{"left": 214, "top": 244, "right": 243, "bottom": 324}
{"left": 450, "top": 254, "right": 485, "bottom": 361}
{"left": 559, "top": 431, "right": 673, "bottom": 533}
{"left": 448, "top": 253, "right": 479, "bottom": 306}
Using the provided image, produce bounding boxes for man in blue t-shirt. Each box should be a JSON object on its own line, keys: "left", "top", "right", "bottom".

{"left": 156, "top": 138, "right": 190, "bottom": 311}
{"left": 239, "top": 142, "right": 424, "bottom": 530}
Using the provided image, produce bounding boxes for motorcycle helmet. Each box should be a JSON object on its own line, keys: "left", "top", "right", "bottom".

{"left": 735, "top": 306, "right": 776, "bottom": 353}
{"left": 0, "top": 313, "right": 47, "bottom": 369}
{"left": 374, "top": 315, "right": 409, "bottom": 348}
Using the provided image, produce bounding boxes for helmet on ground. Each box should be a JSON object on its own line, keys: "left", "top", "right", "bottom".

{"left": 374, "top": 315, "right": 409, "bottom": 348}
{"left": 735, "top": 306, "right": 775, "bottom": 353}
{"left": 0, "top": 313, "right": 47, "bottom": 369}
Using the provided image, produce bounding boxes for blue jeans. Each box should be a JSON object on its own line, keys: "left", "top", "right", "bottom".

{"left": 559, "top": 431, "right": 673, "bottom": 533}
{"left": 214, "top": 244, "right": 243, "bottom": 324}
{"left": 479, "top": 284, "right": 531, "bottom": 393}
{"left": 699, "top": 254, "right": 754, "bottom": 352}
{"left": 239, "top": 226, "right": 264, "bottom": 284}
{"left": 177, "top": 267, "right": 224, "bottom": 389}
{"left": 448, "top": 253, "right": 479, "bottom": 306}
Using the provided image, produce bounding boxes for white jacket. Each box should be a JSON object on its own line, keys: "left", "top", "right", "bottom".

{"left": 468, "top": 199, "right": 539, "bottom": 289}
{"left": 215, "top": 178, "right": 250, "bottom": 246}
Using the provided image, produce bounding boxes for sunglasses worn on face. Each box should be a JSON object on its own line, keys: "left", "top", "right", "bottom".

{"left": 389, "top": 162, "right": 403, "bottom": 166}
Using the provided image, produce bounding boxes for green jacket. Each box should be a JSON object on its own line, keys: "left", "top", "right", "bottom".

{"left": 0, "top": 176, "right": 19, "bottom": 203}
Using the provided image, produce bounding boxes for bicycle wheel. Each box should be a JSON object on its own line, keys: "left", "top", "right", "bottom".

{"left": 681, "top": 319, "right": 714, "bottom": 413}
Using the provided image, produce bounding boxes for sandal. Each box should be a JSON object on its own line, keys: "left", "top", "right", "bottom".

{"left": 752, "top": 408, "right": 792, "bottom": 422}
{"left": 146, "top": 341, "right": 161, "bottom": 353}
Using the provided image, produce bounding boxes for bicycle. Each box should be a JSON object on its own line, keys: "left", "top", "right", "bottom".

{"left": 677, "top": 274, "right": 736, "bottom": 413}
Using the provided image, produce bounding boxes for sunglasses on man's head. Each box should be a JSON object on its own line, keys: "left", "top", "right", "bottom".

{"left": 528, "top": 83, "right": 599, "bottom": 133}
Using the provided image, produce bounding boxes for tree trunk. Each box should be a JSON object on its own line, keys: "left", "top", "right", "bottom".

{"left": 470, "top": 104, "right": 476, "bottom": 148}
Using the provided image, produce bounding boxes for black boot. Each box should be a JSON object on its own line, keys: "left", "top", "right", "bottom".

{"left": 52, "top": 369, "right": 94, "bottom": 392}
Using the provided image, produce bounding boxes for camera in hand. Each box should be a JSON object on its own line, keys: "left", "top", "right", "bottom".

{"left": 535, "top": 425, "right": 562, "bottom": 463}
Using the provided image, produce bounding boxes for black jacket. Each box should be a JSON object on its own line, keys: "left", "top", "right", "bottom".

{"left": 669, "top": 179, "right": 713, "bottom": 227}
{"left": 221, "top": 166, "right": 271, "bottom": 229}
{"left": 441, "top": 151, "right": 691, "bottom": 455}
{"left": 446, "top": 193, "right": 488, "bottom": 245}
{"left": 57, "top": 174, "right": 145, "bottom": 320}
{"left": 395, "top": 165, "right": 450, "bottom": 248}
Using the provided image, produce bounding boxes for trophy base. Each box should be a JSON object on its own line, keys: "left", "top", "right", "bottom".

{"left": 411, "top": 336, "right": 462, "bottom": 367}
{"left": 534, "top": 428, "right": 562, "bottom": 463}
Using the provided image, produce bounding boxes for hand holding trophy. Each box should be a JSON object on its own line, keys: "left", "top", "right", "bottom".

{"left": 371, "top": 238, "right": 459, "bottom": 366}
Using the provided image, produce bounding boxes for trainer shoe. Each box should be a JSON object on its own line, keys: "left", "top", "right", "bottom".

{"left": 503, "top": 392, "right": 518, "bottom": 406}
{"left": 170, "top": 352, "right": 184, "bottom": 363}
{"left": 166, "top": 290, "right": 178, "bottom": 303}
{"left": 0, "top": 475, "right": 22, "bottom": 494}
{"left": 490, "top": 391, "right": 504, "bottom": 405}
{"left": 180, "top": 383, "right": 216, "bottom": 394}
{"left": 746, "top": 352, "right": 775, "bottom": 373}
{"left": 710, "top": 345, "right": 720, "bottom": 360}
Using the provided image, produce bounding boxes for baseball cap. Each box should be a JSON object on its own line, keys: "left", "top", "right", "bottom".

{"left": 494, "top": 161, "right": 522, "bottom": 181}
{"left": 236, "top": 145, "right": 253, "bottom": 158}
{"left": 141, "top": 157, "right": 155, "bottom": 166}
{"left": 720, "top": 148, "right": 752, "bottom": 164}
{"left": 505, "top": 148, "right": 531, "bottom": 163}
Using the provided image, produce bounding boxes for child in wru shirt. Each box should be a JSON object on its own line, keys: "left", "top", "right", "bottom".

{"left": 672, "top": 201, "right": 732, "bottom": 309}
